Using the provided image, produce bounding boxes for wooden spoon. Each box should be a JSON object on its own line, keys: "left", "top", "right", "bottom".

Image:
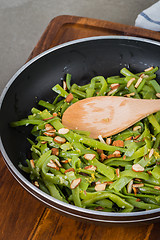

{"left": 62, "top": 96, "right": 160, "bottom": 139}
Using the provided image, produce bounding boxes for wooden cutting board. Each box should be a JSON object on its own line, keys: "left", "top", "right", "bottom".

{"left": 1, "top": 15, "right": 160, "bottom": 240}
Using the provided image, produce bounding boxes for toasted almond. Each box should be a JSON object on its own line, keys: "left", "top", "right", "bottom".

{"left": 112, "top": 140, "right": 124, "bottom": 147}
{"left": 43, "top": 116, "right": 55, "bottom": 121}
{"left": 125, "top": 136, "right": 133, "bottom": 141}
{"left": 156, "top": 93, "right": 160, "bottom": 98}
{"left": 116, "top": 168, "right": 120, "bottom": 178}
{"left": 97, "top": 149, "right": 103, "bottom": 154}
{"left": 84, "top": 165, "right": 97, "bottom": 171}
{"left": 34, "top": 181, "right": 39, "bottom": 187}
{"left": 123, "top": 155, "right": 126, "bottom": 160}
{"left": 64, "top": 168, "right": 75, "bottom": 174}
{"left": 45, "top": 123, "right": 54, "bottom": 131}
{"left": 70, "top": 178, "right": 81, "bottom": 189}
{"left": 140, "top": 73, "right": 149, "bottom": 78}
{"left": 53, "top": 158, "right": 62, "bottom": 168}
{"left": 127, "top": 179, "right": 133, "bottom": 193}
{"left": 100, "top": 153, "right": 107, "bottom": 162}
{"left": 136, "top": 198, "right": 141, "bottom": 202}
{"left": 133, "top": 126, "right": 141, "bottom": 131}
{"left": 110, "top": 83, "right": 120, "bottom": 90}
{"left": 144, "top": 66, "right": 153, "bottom": 72}
{"left": 127, "top": 78, "right": 135, "bottom": 88}
{"left": 147, "top": 170, "right": 152, "bottom": 175}
{"left": 133, "top": 187, "right": 138, "bottom": 195}
{"left": 132, "top": 183, "right": 144, "bottom": 188}
{"left": 51, "top": 148, "right": 59, "bottom": 156}
{"left": 58, "top": 128, "right": 69, "bottom": 135}
{"left": 66, "top": 93, "right": 74, "bottom": 103}
{"left": 47, "top": 129, "right": 56, "bottom": 133}
{"left": 84, "top": 153, "right": 96, "bottom": 161}
{"left": 149, "top": 148, "right": 154, "bottom": 159}
{"left": 107, "top": 88, "right": 117, "bottom": 96}
{"left": 124, "top": 92, "right": 135, "bottom": 98}
{"left": 106, "top": 137, "right": 112, "bottom": 145}
{"left": 135, "top": 178, "right": 142, "bottom": 182}
{"left": 95, "top": 182, "right": 107, "bottom": 192}
{"left": 132, "top": 163, "right": 144, "bottom": 172}
{"left": 43, "top": 132, "right": 56, "bottom": 137}
{"left": 154, "top": 186, "right": 160, "bottom": 190}
{"left": 104, "top": 181, "right": 114, "bottom": 185}
{"left": 54, "top": 136, "right": 66, "bottom": 144}
{"left": 63, "top": 80, "right": 67, "bottom": 90}
{"left": 135, "top": 77, "right": 143, "bottom": 88}
{"left": 94, "top": 206, "right": 104, "bottom": 211}
{"left": 98, "top": 135, "right": 106, "bottom": 144}
{"left": 41, "top": 141, "right": 47, "bottom": 144}
{"left": 107, "top": 150, "right": 121, "bottom": 159}
{"left": 30, "top": 159, "right": 35, "bottom": 168}
{"left": 61, "top": 159, "right": 69, "bottom": 164}
{"left": 133, "top": 134, "right": 141, "bottom": 140}
{"left": 47, "top": 160, "right": 59, "bottom": 170}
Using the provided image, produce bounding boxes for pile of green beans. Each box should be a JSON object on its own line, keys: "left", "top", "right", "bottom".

{"left": 11, "top": 67, "right": 160, "bottom": 212}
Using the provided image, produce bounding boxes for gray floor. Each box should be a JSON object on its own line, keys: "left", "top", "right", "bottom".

{"left": 0, "top": 0, "right": 157, "bottom": 94}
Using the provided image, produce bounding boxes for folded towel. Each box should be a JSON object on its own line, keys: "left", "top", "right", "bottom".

{"left": 135, "top": 1, "right": 160, "bottom": 31}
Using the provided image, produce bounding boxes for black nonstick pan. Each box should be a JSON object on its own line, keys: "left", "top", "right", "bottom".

{"left": 1, "top": 36, "right": 160, "bottom": 224}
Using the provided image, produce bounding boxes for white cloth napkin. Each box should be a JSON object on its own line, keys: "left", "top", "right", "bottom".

{"left": 135, "top": 1, "right": 160, "bottom": 31}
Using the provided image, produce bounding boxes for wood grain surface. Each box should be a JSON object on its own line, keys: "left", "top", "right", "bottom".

{"left": 1, "top": 15, "right": 160, "bottom": 240}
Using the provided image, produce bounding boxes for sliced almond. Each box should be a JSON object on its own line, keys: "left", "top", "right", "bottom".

{"left": 149, "top": 148, "right": 154, "bottom": 159}
{"left": 70, "top": 178, "right": 81, "bottom": 189}
{"left": 53, "top": 158, "right": 62, "bottom": 168}
{"left": 30, "top": 159, "right": 35, "bottom": 168}
{"left": 156, "top": 93, "right": 160, "bottom": 98}
{"left": 58, "top": 128, "right": 69, "bottom": 135}
{"left": 123, "top": 155, "right": 126, "bottom": 160}
{"left": 125, "top": 136, "right": 133, "bottom": 141}
{"left": 104, "top": 181, "right": 113, "bottom": 185}
{"left": 110, "top": 83, "right": 120, "bottom": 90}
{"left": 98, "top": 135, "right": 106, "bottom": 144}
{"left": 34, "top": 181, "right": 39, "bottom": 187}
{"left": 54, "top": 136, "right": 66, "bottom": 144}
{"left": 107, "top": 88, "right": 117, "bottom": 96}
{"left": 127, "top": 78, "right": 135, "bottom": 88}
{"left": 43, "top": 132, "right": 56, "bottom": 137}
{"left": 133, "top": 126, "right": 141, "bottom": 131}
{"left": 136, "top": 198, "right": 141, "bottom": 202}
{"left": 144, "top": 66, "right": 153, "bottom": 72}
{"left": 127, "top": 179, "right": 133, "bottom": 193}
{"left": 154, "top": 186, "right": 160, "bottom": 190}
{"left": 47, "top": 160, "right": 59, "bottom": 170}
{"left": 45, "top": 123, "right": 54, "bottom": 131}
{"left": 133, "top": 134, "right": 141, "bottom": 140}
{"left": 97, "top": 149, "right": 103, "bottom": 154}
{"left": 41, "top": 141, "right": 47, "bottom": 144}
{"left": 84, "top": 165, "right": 97, "bottom": 171}
{"left": 135, "top": 178, "right": 142, "bottom": 182}
{"left": 106, "top": 137, "right": 112, "bottom": 145}
{"left": 132, "top": 183, "right": 144, "bottom": 188}
{"left": 133, "top": 187, "right": 138, "bottom": 195}
{"left": 107, "top": 150, "right": 121, "bottom": 159}
{"left": 64, "top": 168, "right": 75, "bottom": 174}
{"left": 51, "top": 148, "right": 59, "bottom": 156}
{"left": 94, "top": 206, "right": 104, "bottom": 211}
{"left": 124, "top": 92, "right": 135, "bottom": 98}
{"left": 66, "top": 93, "right": 74, "bottom": 103}
{"left": 116, "top": 168, "right": 120, "bottom": 178}
{"left": 112, "top": 140, "right": 124, "bottom": 147}
{"left": 84, "top": 153, "right": 96, "bottom": 161}
{"left": 100, "top": 153, "right": 107, "bottom": 162}
{"left": 61, "top": 159, "right": 69, "bottom": 164}
{"left": 95, "top": 182, "right": 107, "bottom": 192}
{"left": 135, "top": 77, "right": 143, "bottom": 88}
{"left": 63, "top": 80, "right": 67, "bottom": 90}
{"left": 132, "top": 163, "right": 144, "bottom": 172}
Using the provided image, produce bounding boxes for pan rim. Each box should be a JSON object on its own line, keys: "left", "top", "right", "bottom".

{"left": 1, "top": 35, "right": 160, "bottom": 221}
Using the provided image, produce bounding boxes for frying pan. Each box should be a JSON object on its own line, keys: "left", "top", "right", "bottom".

{"left": 1, "top": 36, "right": 160, "bottom": 224}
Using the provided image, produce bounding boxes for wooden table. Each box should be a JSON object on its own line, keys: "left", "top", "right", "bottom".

{"left": 1, "top": 15, "right": 160, "bottom": 240}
